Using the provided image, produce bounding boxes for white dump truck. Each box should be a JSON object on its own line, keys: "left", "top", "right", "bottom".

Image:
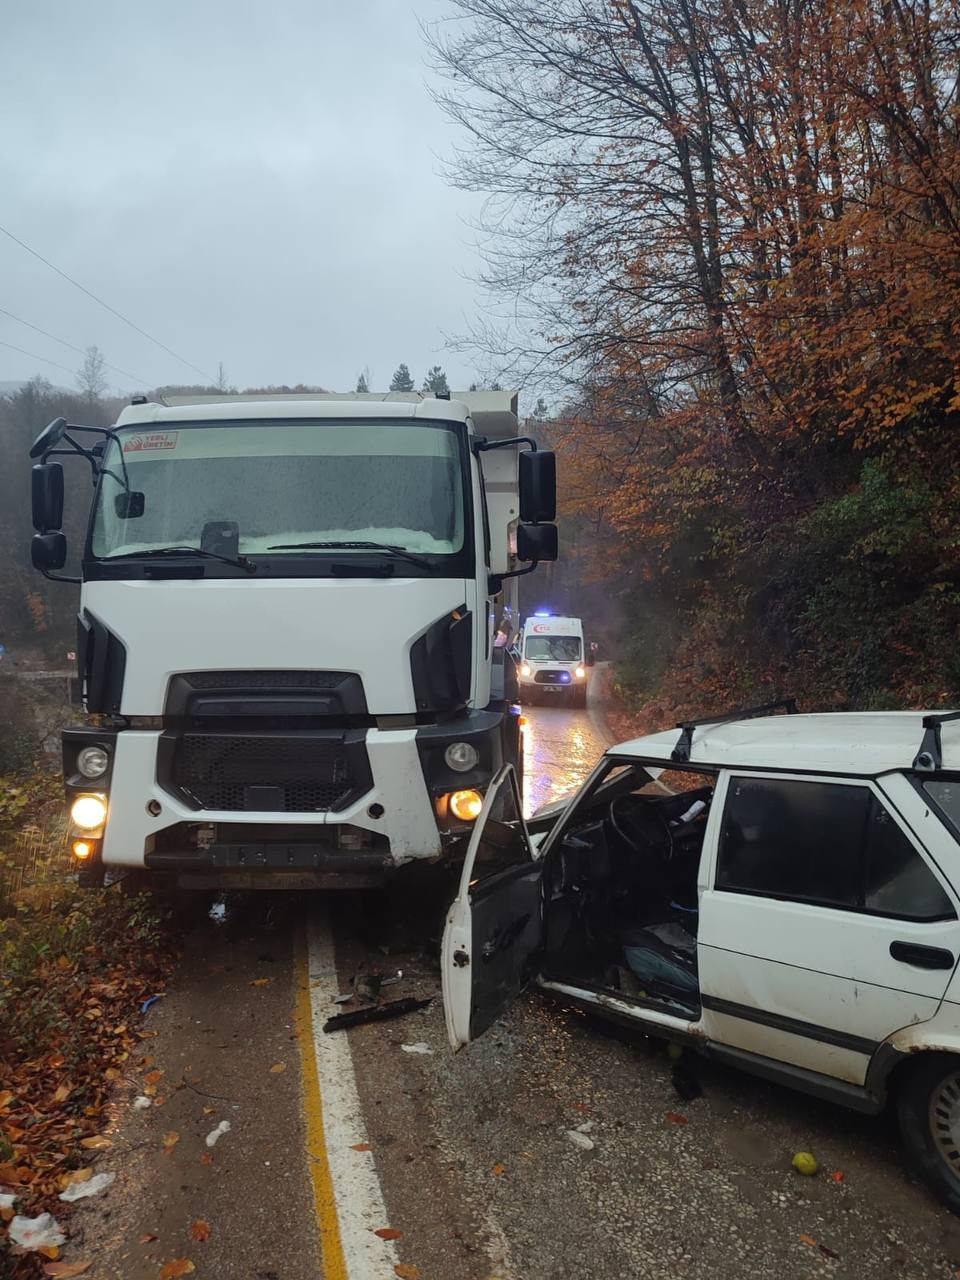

{"left": 28, "top": 390, "right": 556, "bottom": 890}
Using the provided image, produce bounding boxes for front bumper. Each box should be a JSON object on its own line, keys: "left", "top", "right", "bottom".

{"left": 64, "top": 711, "right": 506, "bottom": 874}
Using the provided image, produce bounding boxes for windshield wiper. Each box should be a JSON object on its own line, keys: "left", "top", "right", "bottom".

{"left": 266, "top": 540, "right": 433, "bottom": 569}
{"left": 103, "top": 546, "right": 257, "bottom": 573}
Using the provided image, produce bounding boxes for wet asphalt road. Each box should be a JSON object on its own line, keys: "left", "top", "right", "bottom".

{"left": 73, "top": 690, "right": 960, "bottom": 1280}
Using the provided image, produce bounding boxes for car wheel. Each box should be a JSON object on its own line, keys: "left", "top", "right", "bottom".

{"left": 898, "top": 1052, "right": 960, "bottom": 1213}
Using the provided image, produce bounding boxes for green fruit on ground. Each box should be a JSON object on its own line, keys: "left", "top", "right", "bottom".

{"left": 792, "top": 1151, "right": 818, "bottom": 1176}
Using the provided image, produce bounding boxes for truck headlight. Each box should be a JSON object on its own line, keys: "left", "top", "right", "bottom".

{"left": 444, "top": 741, "right": 480, "bottom": 772}
{"left": 70, "top": 794, "right": 108, "bottom": 830}
{"left": 77, "top": 745, "right": 110, "bottom": 779}
{"left": 449, "top": 789, "right": 484, "bottom": 821}
{"left": 575, "top": 666, "right": 586, "bottom": 679}
{"left": 521, "top": 664, "right": 531, "bottom": 677}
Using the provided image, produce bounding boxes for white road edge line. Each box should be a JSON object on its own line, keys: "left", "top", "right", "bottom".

{"left": 306, "top": 907, "right": 401, "bottom": 1279}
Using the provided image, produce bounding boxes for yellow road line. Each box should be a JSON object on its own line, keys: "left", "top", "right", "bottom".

{"left": 295, "top": 932, "right": 350, "bottom": 1280}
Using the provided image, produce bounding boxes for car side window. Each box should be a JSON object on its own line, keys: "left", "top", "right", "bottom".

{"left": 718, "top": 777, "right": 864, "bottom": 908}
{"left": 718, "top": 776, "right": 955, "bottom": 921}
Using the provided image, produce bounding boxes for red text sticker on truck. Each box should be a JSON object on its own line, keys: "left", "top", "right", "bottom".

{"left": 122, "top": 431, "right": 179, "bottom": 453}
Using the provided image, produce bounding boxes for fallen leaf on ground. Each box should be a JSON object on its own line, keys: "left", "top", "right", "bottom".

{"left": 375, "top": 1228, "right": 403, "bottom": 1240}
{"left": 139, "top": 1234, "right": 158, "bottom": 1244}
{"left": 394, "top": 1267, "right": 421, "bottom": 1280}
{"left": 144, "top": 1070, "right": 164, "bottom": 1086}
{"left": 51, "top": 1084, "right": 72, "bottom": 1104}
{"left": 38, "top": 1247, "right": 60, "bottom": 1261}
{"left": 269, "top": 1063, "right": 286, "bottom": 1074}
{"left": 161, "top": 1132, "right": 180, "bottom": 1154}
{"left": 79, "top": 1135, "right": 112, "bottom": 1150}
{"left": 189, "top": 1220, "right": 211, "bottom": 1243}
{"left": 665, "top": 1112, "right": 688, "bottom": 1125}
{"left": 350, "top": 1143, "right": 371, "bottom": 1152}
{"left": 830, "top": 1169, "right": 845, "bottom": 1182}
{"left": 44, "top": 1263, "right": 92, "bottom": 1277}
{"left": 492, "top": 1163, "right": 506, "bottom": 1176}
{"left": 250, "top": 978, "right": 270, "bottom": 987}
{"left": 200, "top": 1154, "right": 214, "bottom": 1167}
{"left": 800, "top": 1234, "right": 818, "bottom": 1248}
{"left": 60, "top": 1168, "right": 93, "bottom": 1188}
{"left": 202, "top": 1107, "right": 215, "bottom": 1116}
{"left": 819, "top": 1243, "right": 840, "bottom": 1260}
{"left": 159, "top": 1260, "right": 195, "bottom": 1279}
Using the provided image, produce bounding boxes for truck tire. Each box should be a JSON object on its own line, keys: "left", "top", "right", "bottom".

{"left": 570, "top": 685, "right": 587, "bottom": 710}
{"left": 897, "top": 1052, "right": 960, "bottom": 1214}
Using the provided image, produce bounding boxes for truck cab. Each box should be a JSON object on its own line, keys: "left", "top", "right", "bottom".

{"left": 28, "top": 390, "right": 557, "bottom": 890}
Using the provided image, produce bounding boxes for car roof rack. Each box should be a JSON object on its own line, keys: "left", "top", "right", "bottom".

{"left": 913, "top": 711, "right": 960, "bottom": 772}
{"left": 671, "top": 699, "right": 798, "bottom": 763}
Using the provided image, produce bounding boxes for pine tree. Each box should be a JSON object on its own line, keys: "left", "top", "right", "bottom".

{"left": 356, "top": 369, "right": 370, "bottom": 393}
{"left": 421, "top": 365, "right": 450, "bottom": 396}
{"left": 389, "top": 363, "right": 415, "bottom": 392}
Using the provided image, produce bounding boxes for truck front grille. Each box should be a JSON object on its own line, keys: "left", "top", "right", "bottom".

{"left": 534, "top": 670, "right": 572, "bottom": 685}
{"left": 169, "top": 733, "right": 369, "bottom": 812}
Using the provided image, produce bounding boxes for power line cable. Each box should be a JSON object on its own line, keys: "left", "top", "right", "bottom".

{"left": 0, "top": 338, "right": 77, "bottom": 378}
{"left": 0, "top": 306, "right": 152, "bottom": 387}
{"left": 0, "top": 220, "right": 215, "bottom": 382}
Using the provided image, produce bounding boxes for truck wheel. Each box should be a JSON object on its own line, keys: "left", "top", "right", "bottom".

{"left": 570, "top": 685, "right": 587, "bottom": 710}
{"left": 897, "top": 1052, "right": 960, "bottom": 1213}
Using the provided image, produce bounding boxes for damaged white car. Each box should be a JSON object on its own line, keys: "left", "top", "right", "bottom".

{"left": 441, "top": 703, "right": 960, "bottom": 1212}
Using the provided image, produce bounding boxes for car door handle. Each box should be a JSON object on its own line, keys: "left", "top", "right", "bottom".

{"left": 890, "top": 941, "right": 955, "bottom": 970}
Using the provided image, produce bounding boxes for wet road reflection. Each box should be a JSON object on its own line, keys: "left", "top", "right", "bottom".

{"left": 521, "top": 681, "right": 613, "bottom": 817}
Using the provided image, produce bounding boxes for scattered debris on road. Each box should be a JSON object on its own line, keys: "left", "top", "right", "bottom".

{"left": 58, "top": 1172, "right": 116, "bottom": 1202}
{"left": 204, "top": 1120, "right": 231, "bottom": 1148}
{"left": 323, "top": 996, "right": 432, "bottom": 1033}
{"left": 792, "top": 1151, "right": 819, "bottom": 1176}
{"left": 565, "top": 1129, "right": 595, "bottom": 1151}
{"left": 400, "top": 1042, "right": 433, "bottom": 1055}
{"left": 8, "top": 1211, "right": 66, "bottom": 1251}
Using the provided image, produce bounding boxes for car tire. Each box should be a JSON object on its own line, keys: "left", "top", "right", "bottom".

{"left": 898, "top": 1052, "right": 960, "bottom": 1213}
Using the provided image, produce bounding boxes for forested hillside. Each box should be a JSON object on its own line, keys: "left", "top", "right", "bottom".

{"left": 437, "top": 0, "right": 960, "bottom": 714}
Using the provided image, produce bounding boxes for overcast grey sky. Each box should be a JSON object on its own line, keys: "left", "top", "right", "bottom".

{"left": 0, "top": 0, "right": 486, "bottom": 395}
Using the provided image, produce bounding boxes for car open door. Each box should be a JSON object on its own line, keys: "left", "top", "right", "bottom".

{"left": 442, "top": 765, "right": 544, "bottom": 1050}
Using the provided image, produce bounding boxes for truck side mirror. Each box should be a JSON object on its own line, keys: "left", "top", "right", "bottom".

{"left": 31, "top": 532, "right": 67, "bottom": 571}
{"left": 519, "top": 450, "right": 556, "bottom": 523}
{"left": 32, "top": 463, "right": 65, "bottom": 532}
{"left": 516, "top": 522, "right": 558, "bottom": 563}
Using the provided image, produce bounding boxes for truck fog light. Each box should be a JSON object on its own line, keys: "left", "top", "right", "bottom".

{"left": 72, "top": 839, "right": 93, "bottom": 860}
{"left": 521, "top": 664, "right": 531, "bottom": 677}
{"left": 575, "top": 666, "right": 586, "bottom": 679}
{"left": 70, "top": 794, "right": 108, "bottom": 830}
{"left": 444, "top": 741, "right": 480, "bottom": 772}
{"left": 77, "top": 745, "right": 110, "bottom": 778}
{"left": 450, "top": 789, "right": 484, "bottom": 822}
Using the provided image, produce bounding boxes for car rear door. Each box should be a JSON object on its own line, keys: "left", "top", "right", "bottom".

{"left": 442, "top": 765, "right": 545, "bottom": 1050}
{"left": 698, "top": 771, "right": 960, "bottom": 1085}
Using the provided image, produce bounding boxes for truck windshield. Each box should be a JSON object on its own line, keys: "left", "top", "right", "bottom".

{"left": 90, "top": 420, "right": 466, "bottom": 561}
{"left": 525, "top": 635, "right": 582, "bottom": 661}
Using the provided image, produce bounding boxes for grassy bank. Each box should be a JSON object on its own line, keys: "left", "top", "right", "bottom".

{"left": 0, "top": 768, "right": 175, "bottom": 1277}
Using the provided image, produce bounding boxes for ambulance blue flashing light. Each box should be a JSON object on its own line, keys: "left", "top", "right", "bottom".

{"left": 533, "top": 610, "right": 552, "bottom": 617}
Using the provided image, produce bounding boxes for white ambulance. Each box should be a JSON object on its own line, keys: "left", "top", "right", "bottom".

{"left": 517, "top": 613, "right": 591, "bottom": 707}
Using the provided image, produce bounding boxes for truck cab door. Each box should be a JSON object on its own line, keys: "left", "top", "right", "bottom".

{"left": 442, "top": 765, "right": 544, "bottom": 1050}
